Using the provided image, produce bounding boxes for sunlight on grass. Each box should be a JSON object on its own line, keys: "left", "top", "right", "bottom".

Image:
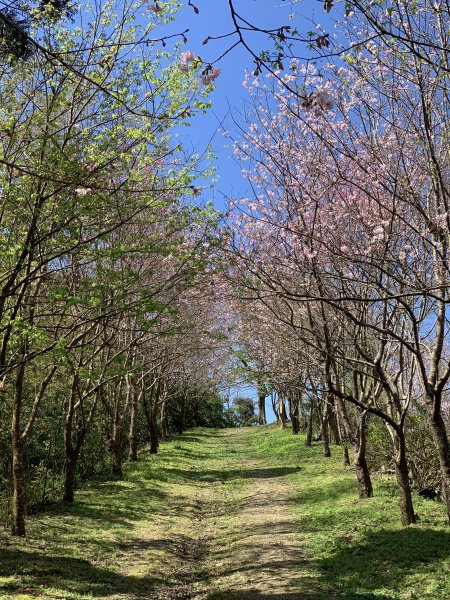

{"left": 0, "top": 426, "right": 448, "bottom": 599}
{"left": 248, "top": 425, "right": 450, "bottom": 600}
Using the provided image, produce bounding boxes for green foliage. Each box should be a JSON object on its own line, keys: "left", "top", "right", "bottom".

{"left": 227, "top": 396, "right": 256, "bottom": 427}
{"left": 182, "top": 388, "right": 226, "bottom": 429}
{"left": 367, "top": 413, "right": 443, "bottom": 494}
{"left": 0, "top": 0, "right": 221, "bottom": 535}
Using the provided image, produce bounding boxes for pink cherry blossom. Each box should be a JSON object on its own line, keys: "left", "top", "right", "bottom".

{"left": 199, "top": 67, "right": 221, "bottom": 85}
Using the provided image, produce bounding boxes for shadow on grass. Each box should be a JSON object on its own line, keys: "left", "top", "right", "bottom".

{"left": 0, "top": 548, "right": 161, "bottom": 598}
{"left": 208, "top": 592, "right": 325, "bottom": 599}
{"left": 38, "top": 484, "right": 172, "bottom": 529}
{"left": 207, "top": 590, "right": 388, "bottom": 599}
{"left": 146, "top": 466, "right": 300, "bottom": 484}
{"left": 299, "top": 478, "right": 357, "bottom": 504}
{"left": 320, "top": 528, "right": 450, "bottom": 597}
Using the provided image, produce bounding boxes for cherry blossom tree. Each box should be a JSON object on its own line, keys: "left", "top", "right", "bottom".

{"left": 227, "top": 1, "right": 450, "bottom": 524}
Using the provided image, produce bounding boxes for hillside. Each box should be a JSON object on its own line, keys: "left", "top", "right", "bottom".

{"left": 0, "top": 426, "right": 449, "bottom": 600}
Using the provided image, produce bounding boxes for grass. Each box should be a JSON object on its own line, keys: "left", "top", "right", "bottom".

{"left": 250, "top": 425, "right": 450, "bottom": 599}
{"left": 0, "top": 425, "right": 448, "bottom": 599}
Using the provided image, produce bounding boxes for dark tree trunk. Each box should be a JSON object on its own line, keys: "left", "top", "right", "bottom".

{"left": 279, "top": 392, "right": 287, "bottom": 430}
{"left": 149, "top": 398, "right": 159, "bottom": 454}
{"left": 63, "top": 428, "right": 87, "bottom": 503}
{"left": 305, "top": 404, "right": 313, "bottom": 447}
{"left": 110, "top": 416, "right": 124, "bottom": 477}
{"left": 143, "top": 388, "right": 159, "bottom": 453}
{"left": 428, "top": 401, "right": 450, "bottom": 523}
{"left": 128, "top": 383, "right": 138, "bottom": 462}
{"left": 289, "top": 395, "right": 300, "bottom": 435}
{"left": 11, "top": 361, "right": 26, "bottom": 536}
{"left": 160, "top": 395, "right": 169, "bottom": 439}
{"left": 11, "top": 440, "right": 26, "bottom": 536}
{"left": 64, "top": 450, "right": 78, "bottom": 503}
{"left": 258, "top": 391, "right": 267, "bottom": 425}
{"left": 64, "top": 381, "right": 98, "bottom": 502}
{"left": 353, "top": 412, "right": 373, "bottom": 498}
{"left": 391, "top": 427, "right": 416, "bottom": 525}
{"left": 111, "top": 436, "right": 123, "bottom": 476}
{"left": 64, "top": 379, "right": 80, "bottom": 502}
{"left": 178, "top": 394, "right": 186, "bottom": 434}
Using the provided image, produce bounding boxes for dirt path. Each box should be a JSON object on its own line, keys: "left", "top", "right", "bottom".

{"left": 157, "top": 428, "right": 322, "bottom": 600}
{"left": 0, "top": 427, "right": 324, "bottom": 600}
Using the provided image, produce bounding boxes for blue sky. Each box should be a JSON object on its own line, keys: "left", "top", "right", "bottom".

{"left": 161, "top": 0, "right": 336, "bottom": 207}
{"left": 157, "top": 1, "right": 336, "bottom": 421}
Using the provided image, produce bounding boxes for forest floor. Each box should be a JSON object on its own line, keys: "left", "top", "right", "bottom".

{"left": 0, "top": 426, "right": 449, "bottom": 600}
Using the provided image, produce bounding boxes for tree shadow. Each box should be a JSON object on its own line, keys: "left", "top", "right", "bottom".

{"left": 208, "top": 592, "right": 389, "bottom": 599}
{"left": 208, "top": 588, "right": 384, "bottom": 600}
{"left": 36, "top": 483, "right": 171, "bottom": 528}
{"left": 319, "top": 528, "right": 450, "bottom": 597}
{"left": 208, "top": 592, "right": 325, "bottom": 599}
{"left": 298, "top": 478, "right": 357, "bottom": 504}
{"left": 144, "top": 466, "right": 300, "bottom": 484}
{"left": 0, "top": 547, "right": 161, "bottom": 598}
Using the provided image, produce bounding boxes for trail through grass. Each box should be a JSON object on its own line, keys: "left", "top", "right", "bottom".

{"left": 0, "top": 426, "right": 449, "bottom": 599}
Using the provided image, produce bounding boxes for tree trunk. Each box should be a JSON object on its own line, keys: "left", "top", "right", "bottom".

{"left": 11, "top": 439, "right": 26, "bottom": 536}
{"left": 342, "top": 445, "right": 350, "bottom": 466}
{"left": 64, "top": 379, "right": 79, "bottom": 502}
{"left": 290, "top": 395, "right": 300, "bottom": 435}
{"left": 322, "top": 424, "right": 331, "bottom": 457}
{"left": 390, "top": 427, "right": 416, "bottom": 525}
{"left": 271, "top": 393, "right": 279, "bottom": 422}
{"left": 328, "top": 405, "right": 340, "bottom": 445}
{"left": 353, "top": 412, "right": 373, "bottom": 498}
{"left": 149, "top": 396, "right": 159, "bottom": 454}
{"left": 320, "top": 401, "right": 331, "bottom": 457}
{"left": 64, "top": 450, "right": 78, "bottom": 503}
{"left": 160, "top": 395, "right": 169, "bottom": 439}
{"left": 428, "top": 405, "right": 450, "bottom": 523}
{"left": 305, "top": 404, "right": 313, "bottom": 447}
{"left": 110, "top": 416, "right": 124, "bottom": 477}
{"left": 258, "top": 391, "right": 267, "bottom": 425}
{"left": 11, "top": 361, "right": 26, "bottom": 536}
{"left": 279, "top": 392, "right": 287, "bottom": 430}
{"left": 178, "top": 393, "right": 186, "bottom": 434}
{"left": 128, "top": 383, "right": 138, "bottom": 461}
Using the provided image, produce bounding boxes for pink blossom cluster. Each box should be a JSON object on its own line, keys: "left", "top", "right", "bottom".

{"left": 143, "top": 0, "right": 162, "bottom": 14}
{"left": 178, "top": 51, "right": 195, "bottom": 72}
{"left": 199, "top": 67, "right": 221, "bottom": 85}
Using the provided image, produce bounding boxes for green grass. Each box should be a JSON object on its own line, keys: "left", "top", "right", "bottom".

{"left": 249, "top": 425, "right": 450, "bottom": 599}
{"left": 0, "top": 429, "right": 206, "bottom": 599}
{"left": 0, "top": 425, "right": 448, "bottom": 599}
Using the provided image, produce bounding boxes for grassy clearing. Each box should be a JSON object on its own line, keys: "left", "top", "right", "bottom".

{"left": 0, "top": 426, "right": 448, "bottom": 600}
